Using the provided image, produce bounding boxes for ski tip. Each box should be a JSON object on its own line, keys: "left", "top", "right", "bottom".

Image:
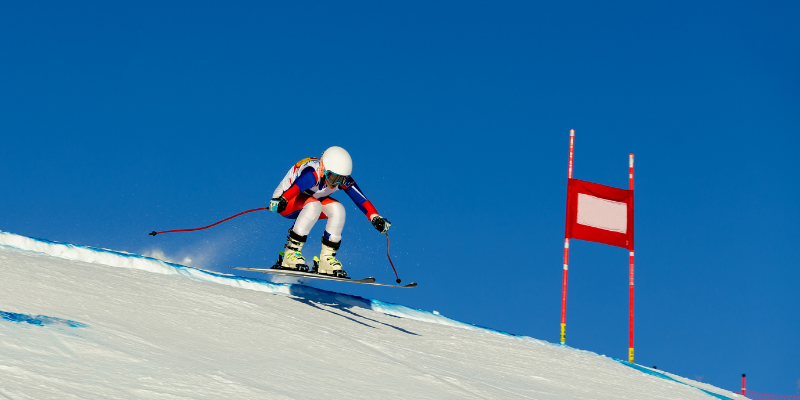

{"left": 404, "top": 282, "right": 418, "bottom": 288}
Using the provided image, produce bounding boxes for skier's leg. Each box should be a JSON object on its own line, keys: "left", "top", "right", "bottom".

{"left": 317, "top": 198, "right": 346, "bottom": 276}
{"left": 320, "top": 197, "right": 345, "bottom": 242}
{"left": 290, "top": 199, "right": 322, "bottom": 237}
{"left": 278, "top": 194, "right": 322, "bottom": 270}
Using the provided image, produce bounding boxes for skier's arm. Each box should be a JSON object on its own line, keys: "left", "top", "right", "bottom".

{"left": 342, "top": 178, "right": 380, "bottom": 221}
{"left": 279, "top": 167, "right": 319, "bottom": 199}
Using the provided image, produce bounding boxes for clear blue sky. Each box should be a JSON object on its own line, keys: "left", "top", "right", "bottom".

{"left": 1, "top": 0, "right": 798, "bottom": 394}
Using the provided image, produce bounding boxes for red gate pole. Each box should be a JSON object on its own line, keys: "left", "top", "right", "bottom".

{"left": 629, "top": 153, "right": 635, "bottom": 363}
{"left": 561, "top": 129, "right": 575, "bottom": 345}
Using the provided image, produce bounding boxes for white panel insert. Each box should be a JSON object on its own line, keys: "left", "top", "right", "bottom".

{"left": 577, "top": 193, "right": 627, "bottom": 233}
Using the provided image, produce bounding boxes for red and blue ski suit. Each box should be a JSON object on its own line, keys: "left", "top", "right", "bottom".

{"left": 272, "top": 157, "right": 379, "bottom": 242}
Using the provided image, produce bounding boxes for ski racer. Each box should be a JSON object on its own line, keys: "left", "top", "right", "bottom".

{"left": 268, "top": 146, "right": 391, "bottom": 277}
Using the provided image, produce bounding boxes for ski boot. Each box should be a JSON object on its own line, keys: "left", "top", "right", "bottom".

{"left": 312, "top": 236, "right": 348, "bottom": 278}
{"left": 272, "top": 229, "right": 310, "bottom": 272}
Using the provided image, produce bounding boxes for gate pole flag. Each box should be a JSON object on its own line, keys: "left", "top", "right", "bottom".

{"left": 559, "top": 129, "right": 635, "bottom": 363}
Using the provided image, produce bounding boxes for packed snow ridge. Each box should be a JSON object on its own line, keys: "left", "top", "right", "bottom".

{"left": 0, "top": 230, "right": 742, "bottom": 399}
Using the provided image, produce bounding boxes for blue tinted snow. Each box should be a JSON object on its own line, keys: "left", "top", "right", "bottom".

{"left": 1, "top": 310, "right": 88, "bottom": 328}
{"left": 614, "top": 359, "right": 734, "bottom": 400}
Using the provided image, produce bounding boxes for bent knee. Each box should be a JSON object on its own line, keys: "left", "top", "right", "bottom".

{"left": 323, "top": 201, "right": 345, "bottom": 219}
{"left": 302, "top": 199, "right": 323, "bottom": 213}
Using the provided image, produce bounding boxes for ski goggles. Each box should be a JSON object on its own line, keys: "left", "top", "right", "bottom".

{"left": 323, "top": 170, "right": 349, "bottom": 186}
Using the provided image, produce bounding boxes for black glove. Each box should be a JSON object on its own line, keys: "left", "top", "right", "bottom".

{"left": 371, "top": 215, "right": 391, "bottom": 234}
{"left": 269, "top": 197, "right": 288, "bottom": 213}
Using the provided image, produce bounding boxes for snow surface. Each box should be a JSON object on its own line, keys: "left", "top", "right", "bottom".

{"left": 0, "top": 230, "right": 743, "bottom": 399}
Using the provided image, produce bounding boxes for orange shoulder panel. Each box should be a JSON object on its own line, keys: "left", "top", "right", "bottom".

{"left": 294, "top": 157, "right": 320, "bottom": 168}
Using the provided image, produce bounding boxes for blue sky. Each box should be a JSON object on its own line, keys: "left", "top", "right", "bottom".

{"left": 1, "top": 0, "right": 798, "bottom": 394}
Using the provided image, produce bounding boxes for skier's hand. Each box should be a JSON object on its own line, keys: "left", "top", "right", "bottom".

{"left": 371, "top": 215, "right": 391, "bottom": 234}
{"left": 269, "top": 197, "right": 288, "bottom": 213}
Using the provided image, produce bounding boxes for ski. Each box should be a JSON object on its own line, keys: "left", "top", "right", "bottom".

{"left": 357, "top": 280, "right": 418, "bottom": 288}
{"left": 229, "top": 266, "right": 417, "bottom": 288}
{"left": 229, "top": 266, "right": 375, "bottom": 283}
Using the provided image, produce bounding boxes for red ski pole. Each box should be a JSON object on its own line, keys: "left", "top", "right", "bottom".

{"left": 149, "top": 208, "right": 267, "bottom": 236}
{"left": 385, "top": 232, "right": 402, "bottom": 283}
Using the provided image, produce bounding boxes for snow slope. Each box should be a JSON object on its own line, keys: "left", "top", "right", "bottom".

{"left": 0, "top": 230, "right": 742, "bottom": 399}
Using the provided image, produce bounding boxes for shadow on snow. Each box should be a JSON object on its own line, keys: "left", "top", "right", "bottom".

{"left": 286, "top": 284, "right": 419, "bottom": 336}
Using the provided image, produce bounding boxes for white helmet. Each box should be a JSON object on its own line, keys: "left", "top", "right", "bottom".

{"left": 321, "top": 146, "right": 352, "bottom": 185}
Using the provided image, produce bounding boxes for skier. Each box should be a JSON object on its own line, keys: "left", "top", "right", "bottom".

{"left": 268, "top": 146, "right": 391, "bottom": 277}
